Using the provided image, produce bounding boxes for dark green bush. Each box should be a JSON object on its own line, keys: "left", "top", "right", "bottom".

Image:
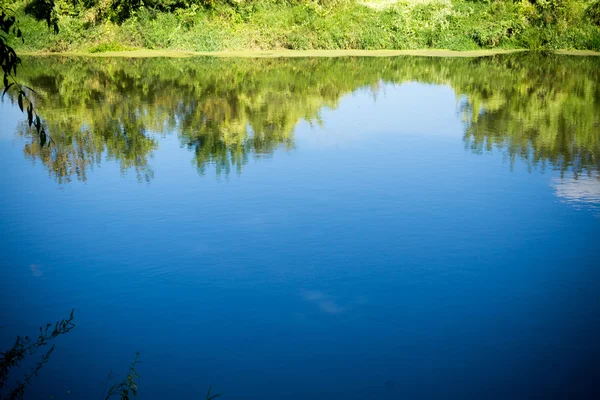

{"left": 588, "top": 0, "right": 600, "bottom": 26}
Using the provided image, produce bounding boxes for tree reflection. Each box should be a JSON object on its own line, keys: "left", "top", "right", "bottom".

{"left": 458, "top": 54, "right": 600, "bottom": 177}
{"left": 12, "top": 53, "right": 600, "bottom": 182}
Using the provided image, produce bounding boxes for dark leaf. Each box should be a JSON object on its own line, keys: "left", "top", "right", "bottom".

{"left": 2, "top": 82, "right": 14, "bottom": 97}
{"left": 206, "top": 384, "right": 223, "bottom": 400}
{"left": 18, "top": 92, "right": 23, "bottom": 112}
{"left": 22, "top": 85, "right": 38, "bottom": 95}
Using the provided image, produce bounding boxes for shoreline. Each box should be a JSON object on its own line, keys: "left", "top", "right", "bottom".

{"left": 18, "top": 49, "right": 600, "bottom": 58}
{"left": 15, "top": 48, "right": 574, "bottom": 58}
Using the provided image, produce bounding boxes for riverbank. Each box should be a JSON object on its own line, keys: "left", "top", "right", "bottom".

{"left": 8, "top": 0, "right": 600, "bottom": 53}
{"left": 18, "top": 48, "right": 600, "bottom": 58}
{"left": 20, "top": 49, "right": 530, "bottom": 58}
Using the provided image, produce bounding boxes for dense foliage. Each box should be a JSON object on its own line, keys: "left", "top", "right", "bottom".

{"left": 10, "top": 53, "right": 600, "bottom": 182}
{"left": 6, "top": 0, "right": 600, "bottom": 52}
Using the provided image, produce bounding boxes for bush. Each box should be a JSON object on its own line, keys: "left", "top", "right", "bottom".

{"left": 9, "top": 0, "right": 600, "bottom": 52}
{"left": 588, "top": 0, "right": 600, "bottom": 26}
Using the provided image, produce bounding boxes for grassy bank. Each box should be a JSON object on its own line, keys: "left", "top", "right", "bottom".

{"left": 20, "top": 49, "right": 532, "bottom": 57}
{"left": 6, "top": 0, "right": 600, "bottom": 53}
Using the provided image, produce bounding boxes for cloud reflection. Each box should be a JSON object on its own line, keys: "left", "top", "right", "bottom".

{"left": 553, "top": 174, "right": 600, "bottom": 215}
{"left": 301, "top": 290, "right": 344, "bottom": 314}
{"left": 29, "top": 264, "right": 43, "bottom": 277}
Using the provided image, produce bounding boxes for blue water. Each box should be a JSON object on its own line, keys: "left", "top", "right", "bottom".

{"left": 1, "top": 56, "right": 600, "bottom": 399}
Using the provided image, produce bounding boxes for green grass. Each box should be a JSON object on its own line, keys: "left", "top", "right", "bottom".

{"left": 7, "top": 0, "right": 600, "bottom": 53}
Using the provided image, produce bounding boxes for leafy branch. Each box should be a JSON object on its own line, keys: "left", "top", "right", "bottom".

{"left": 3, "top": 73, "right": 53, "bottom": 146}
{"left": 0, "top": 309, "right": 76, "bottom": 400}
{"left": 205, "top": 384, "right": 222, "bottom": 400}
{"left": 1, "top": 311, "right": 220, "bottom": 400}
{"left": 104, "top": 352, "right": 141, "bottom": 400}
{"left": 0, "top": 2, "right": 56, "bottom": 147}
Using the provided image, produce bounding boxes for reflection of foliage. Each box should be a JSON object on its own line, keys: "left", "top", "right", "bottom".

{"left": 458, "top": 54, "right": 600, "bottom": 176}
{"left": 15, "top": 56, "right": 345, "bottom": 180}
{"left": 104, "top": 352, "right": 141, "bottom": 400}
{"left": 0, "top": 310, "right": 75, "bottom": 400}
{"left": 0, "top": 312, "right": 144, "bottom": 400}
{"left": 12, "top": 54, "right": 600, "bottom": 181}
{"left": 205, "top": 384, "right": 222, "bottom": 400}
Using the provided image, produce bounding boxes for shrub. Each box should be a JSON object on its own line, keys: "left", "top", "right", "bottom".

{"left": 588, "top": 0, "right": 600, "bottom": 26}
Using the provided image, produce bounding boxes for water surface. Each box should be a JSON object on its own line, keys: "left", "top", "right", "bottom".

{"left": 1, "top": 54, "right": 599, "bottom": 399}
